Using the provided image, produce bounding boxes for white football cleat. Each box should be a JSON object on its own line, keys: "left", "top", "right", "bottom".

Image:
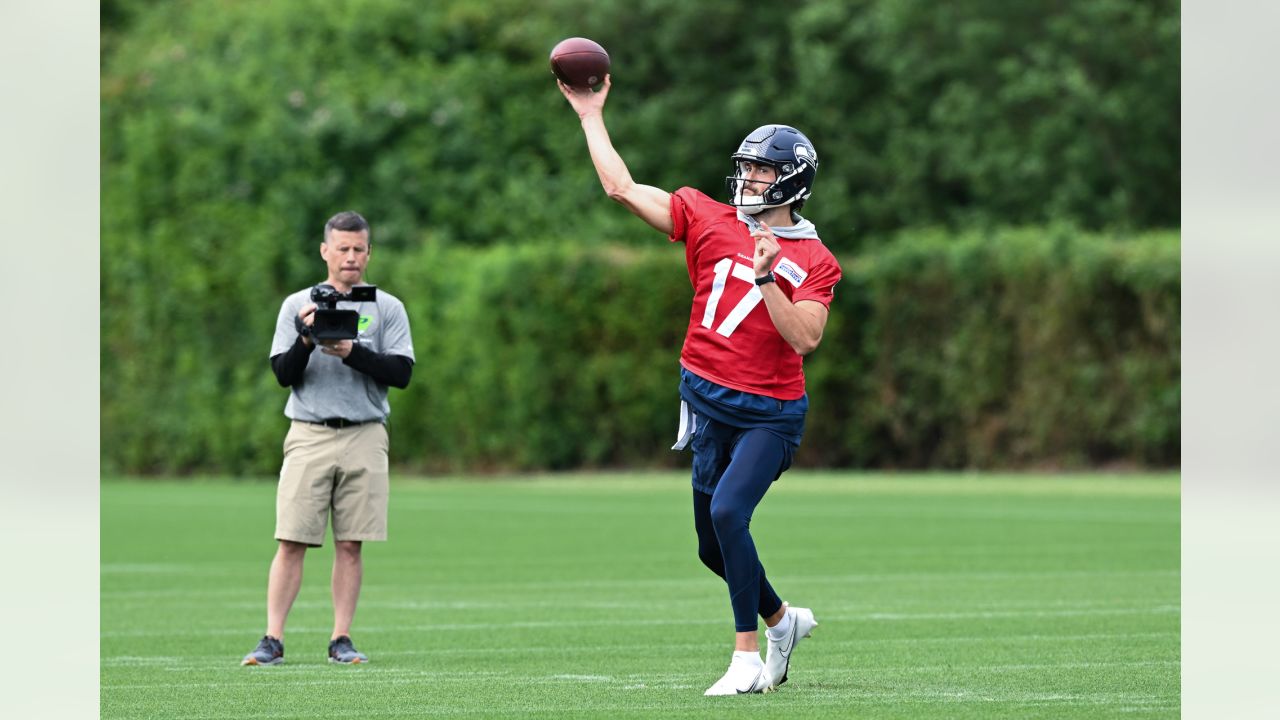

{"left": 764, "top": 604, "right": 818, "bottom": 690}
{"left": 703, "top": 650, "right": 769, "bottom": 696}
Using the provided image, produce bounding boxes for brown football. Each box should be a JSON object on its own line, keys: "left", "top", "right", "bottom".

{"left": 549, "top": 37, "right": 610, "bottom": 89}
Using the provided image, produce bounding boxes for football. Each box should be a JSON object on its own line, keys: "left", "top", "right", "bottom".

{"left": 549, "top": 37, "right": 610, "bottom": 89}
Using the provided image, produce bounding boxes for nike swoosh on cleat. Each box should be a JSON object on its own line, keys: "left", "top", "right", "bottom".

{"left": 781, "top": 625, "right": 798, "bottom": 657}
{"left": 735, "top": 668, "right": 765, "bottom": 693}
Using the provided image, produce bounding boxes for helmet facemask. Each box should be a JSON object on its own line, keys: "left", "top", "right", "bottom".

{"left": 727, "top": 158, "right": 809, "bottom": 214}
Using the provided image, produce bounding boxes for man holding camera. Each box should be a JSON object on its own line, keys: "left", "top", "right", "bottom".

{"left": 241, "top": 211, "right": 415, "bottom": 666}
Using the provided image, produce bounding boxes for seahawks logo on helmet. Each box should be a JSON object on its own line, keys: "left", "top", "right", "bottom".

{"left": 793, "top": 143, "right": 817, "bottom": 168}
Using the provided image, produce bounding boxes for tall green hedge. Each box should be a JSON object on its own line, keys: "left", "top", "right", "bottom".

{"left": 101, "top": 229, "right": 1179, "bottom": 475}
{"left": 803, "top": 227, "right": 1180, "bottom": 469}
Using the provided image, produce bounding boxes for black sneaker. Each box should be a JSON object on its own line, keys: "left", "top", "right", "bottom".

{"left": 328, "top": 635, "right": 369, "bottom": 664}
{"left": 241, "top": 635, "right": 284, "bottom": 666}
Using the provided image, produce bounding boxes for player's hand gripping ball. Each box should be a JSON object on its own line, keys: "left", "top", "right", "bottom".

{"left": 549, "top": 37, "right": 610, "bottom": 89}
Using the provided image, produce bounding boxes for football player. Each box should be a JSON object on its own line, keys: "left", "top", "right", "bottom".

{"left": 559, "top": 76, "right": 841, "bottom": 695}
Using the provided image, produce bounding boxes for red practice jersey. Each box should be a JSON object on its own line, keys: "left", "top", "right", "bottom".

{"left": 668, "top": 187, "right": 842, "bottom": 400}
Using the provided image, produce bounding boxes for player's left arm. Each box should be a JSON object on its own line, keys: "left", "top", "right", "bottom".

{"left": 761, "top": 294, "right": 828, "bottom": 356}
{"left": 752, "top": 224, "right": 831, "bottom": 356}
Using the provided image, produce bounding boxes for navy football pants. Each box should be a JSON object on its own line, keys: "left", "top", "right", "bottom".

{"left": 691, "top": 423, "right": 789, "bottom": 632}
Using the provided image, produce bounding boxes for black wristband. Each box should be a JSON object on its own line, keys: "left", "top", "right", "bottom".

{"left": 294, "top": 314, "right": 311, "bottom": 337}
{"left": 755, "top": 271, "right": 777, "bottom": 286}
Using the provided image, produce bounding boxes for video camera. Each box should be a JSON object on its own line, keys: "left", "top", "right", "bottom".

{"left": 307, "top": 283, "right": 377, "bottom": 341}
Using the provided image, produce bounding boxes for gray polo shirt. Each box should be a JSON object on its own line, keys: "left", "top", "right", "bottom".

{"left": 270, "top": 286, "right": 415, "bottom": 422}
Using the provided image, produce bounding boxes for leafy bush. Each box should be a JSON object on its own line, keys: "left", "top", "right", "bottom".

{"left": 804, "top": 227, "right": 1180, "bottom": 468}
{"left": 102, "top": 231, "right": 1178, "bottom": 474}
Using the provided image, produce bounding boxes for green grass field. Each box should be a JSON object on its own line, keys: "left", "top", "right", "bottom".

{"left": 101, "top": 472, "right": 1179, "bottom": 719}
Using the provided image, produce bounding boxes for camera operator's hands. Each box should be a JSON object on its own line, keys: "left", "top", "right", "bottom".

{"left": 295, "top": 304, "right": 317, "bottom": 347}
{"left": 319, "top": 339, "right": 353, "bottom": 359}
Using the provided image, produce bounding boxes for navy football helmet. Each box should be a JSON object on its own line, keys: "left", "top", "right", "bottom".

{"left": 725, "top": 124, "right": 819, "bottom": 214}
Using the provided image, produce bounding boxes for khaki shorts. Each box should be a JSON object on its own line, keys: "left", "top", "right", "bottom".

{"left": 275, "top": 420, "right": 390, "bottom": 546}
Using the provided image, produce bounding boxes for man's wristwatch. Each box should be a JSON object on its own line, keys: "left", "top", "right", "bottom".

{"left": 755, "top": 271, "right": 777, "bottom": 286}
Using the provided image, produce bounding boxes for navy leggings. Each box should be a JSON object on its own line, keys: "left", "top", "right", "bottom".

{"left": 692, "top": 424, "right": 789, "bottom": 632}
